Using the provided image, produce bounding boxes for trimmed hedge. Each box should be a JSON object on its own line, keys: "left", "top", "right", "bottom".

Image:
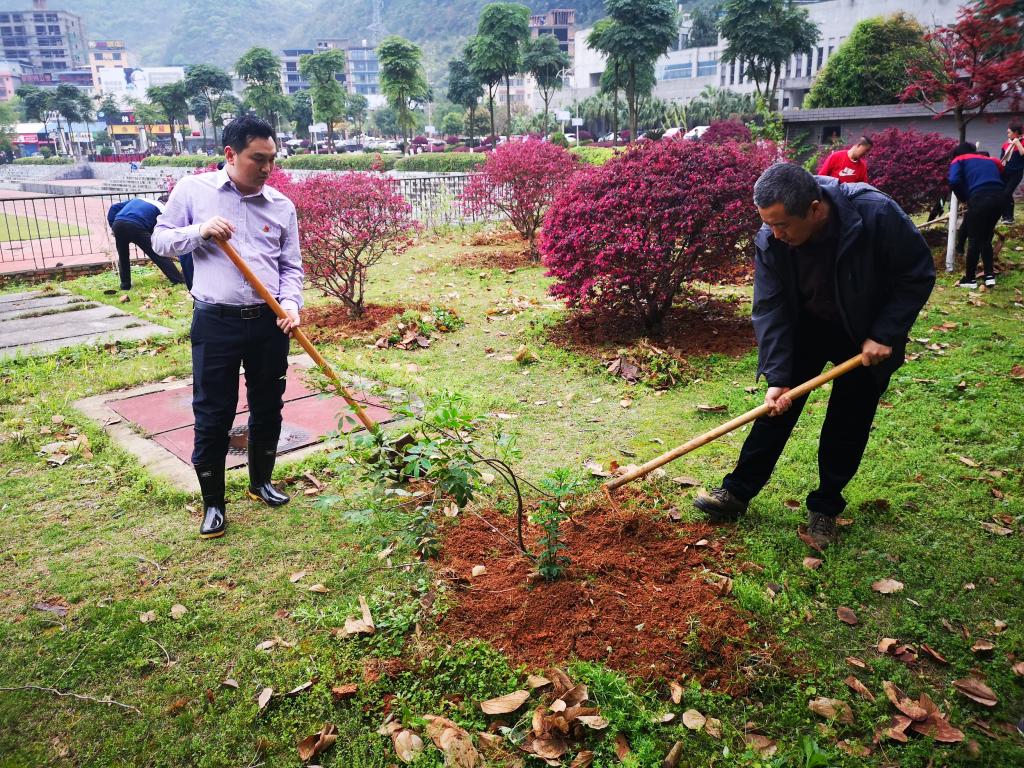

{"left": 278, "top": 153, "right": 396, "bottom": 171}
{"left": 392, "top": 153, "right": 486, "bottom": 172}
{"left": 13, "top": 156, "right": 74, "bottom": 165}
{"left": 570, "top": 146, "right": 617, "bottom": 166}
{"left": 142, "top": 155, "right": 225, "bottom": 168}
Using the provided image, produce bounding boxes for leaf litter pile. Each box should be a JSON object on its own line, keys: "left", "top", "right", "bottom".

{"left": 435, "top": 491, "right": 769, "bottom": 690}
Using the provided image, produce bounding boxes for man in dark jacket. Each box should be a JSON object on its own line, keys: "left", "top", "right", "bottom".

{"left": 107, "top": 195, "right": 193, "bottom": 290}
{"left": 694, "top": 164, "right": 935, "bottom": 549}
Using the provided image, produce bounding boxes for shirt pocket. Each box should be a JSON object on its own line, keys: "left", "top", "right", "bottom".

{"left": 258, "top": 222, "right": 283, "bottom": 245}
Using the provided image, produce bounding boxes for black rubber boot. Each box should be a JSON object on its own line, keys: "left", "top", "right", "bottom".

{"left": 246, "top": 441, "right": 290, "bottom": 507}
{"left": 195, "top": 464, "right": 227, "bottom": 539}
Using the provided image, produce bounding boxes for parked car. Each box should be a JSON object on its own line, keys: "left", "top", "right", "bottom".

{"left": 683, "top": 125, "right": 710, "bottom": 140}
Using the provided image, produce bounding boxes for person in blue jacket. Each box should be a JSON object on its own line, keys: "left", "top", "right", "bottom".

{"left": 949, "top": 142, "right": 1005, "bottom": 288}
{"left": 107, "top": 194, "right": 193, "bottom": 290}
{"left": 694, "top": 164, "right": 935, "bottom": 550}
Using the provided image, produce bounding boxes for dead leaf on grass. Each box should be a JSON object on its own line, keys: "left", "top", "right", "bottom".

{"left": 139, "top": 610, "right": 156, "bottom": 624}
{"left": 959, "top": 456, "right": 980, "bottom": 468}
{"left": 971, "top": 639, "right": 995, "bottom": 655}
{"left": 953, "top": 677, "right": 998, "bottom": 707}
{"left": 480, "top": 690, "right": 530, "bottom": 715}
{"left": 170, "top": 604, "right": 187, "bottom": 620}
{"left": 422, "top": 715, "right": 481, "bottom": 767}
{"left": 803, "top": 557, "right": 823, "bottom": 570}
{"left": 872, "top": 578, "right": 904, "bottom": 594}
{"left": 569, "top": 751, "right": 595, "bottom": 768}
{"left": 1011, "top": 661, "right": 1024, "bottom": 677}
{"left": 921, "top": 643, "right": 949, "bottom": 664}
{"left": 339, "top": 596, "right": 376, "bottom": 637}
{"left": 808, "top": 697, "right": 853, "bottom": 724}
{"left": 696, "top": 404, "right": 727, "bottom": 413}
{"left": 671, "top": 476, "right": 699, "bottom": 487}
{"left": 669, "top": 680, "right": 683, "bottom": 704}
{"left": 846, "top": 656, "right": 867, "bottom": 669}
{"left": 844, "top": 676, "right": 876, "bottom": 702}
{"left": 527, "top": 674, "right": 551, "bottom": 689}
{"left": 682, "top": 709, "right": 706, "bottom": 730}
{"left": 577, "top": 715, "right": 610, "bottom": 729}
{"left": 882, "top": 681, "right": 928, "bottom": 721}
{"left": 379, "top": 721, "right": 424, "bottom": 764}
{"left": 307, "top": 583, "right": 330, "bottom": 594}
{"left": 884, "top": 715, "right": 913, "bottom": 743}
{"left": 742, "top": 733, "right": 777, "bottom": 756}
{"left": 296, "top": 722, "right": 338, "bottom": 762}
{"left": 980, "top": 521, "right": 1013, "bottom": 536}
{"left": 221, "top": 678, "right": 238, "bottom": 689}
{"left": 704, "top": 717, "right": 722, "bottom": 739}
{"left": 613, "top": 733, "right": 631, "bottom": 761}
{"left": 836, "top": 606, "right": 858, "bottom": 625}
{"left": 257, "top": 687, "right": 273, "bottom": 712}
{"left": 286, "top": 680, "right": 314, "bottom": 696}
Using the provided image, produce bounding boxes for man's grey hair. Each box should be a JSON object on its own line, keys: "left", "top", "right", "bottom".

{"left": 752, "top": 162, "right": 822, "bottom": 217}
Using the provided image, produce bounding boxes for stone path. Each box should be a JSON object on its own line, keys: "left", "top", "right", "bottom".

{"left": 0, "top": 289, "right": 171, "bottom": 359}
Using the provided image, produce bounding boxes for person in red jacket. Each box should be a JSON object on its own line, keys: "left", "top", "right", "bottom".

{"left": 817, "top": 136, "right": 873, "bottom": 184}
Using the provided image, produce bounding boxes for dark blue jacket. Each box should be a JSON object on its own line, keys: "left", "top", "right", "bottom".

{"left": 107, "top": 198, "right": 161, "bottom": 230}
{"left": 948, "top": 153, "right": 1004, "bottom": 201}
{"left": 752, "top": 177, "right": 936, "bottom": 388}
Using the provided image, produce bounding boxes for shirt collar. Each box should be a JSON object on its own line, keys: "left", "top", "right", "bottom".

{"left": 215, "top": 167, "right": 273, "bottom": 201}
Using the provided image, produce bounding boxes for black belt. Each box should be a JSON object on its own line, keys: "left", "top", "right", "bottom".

{"left": 193, "top": 299, "right": 268, "bottom": 319}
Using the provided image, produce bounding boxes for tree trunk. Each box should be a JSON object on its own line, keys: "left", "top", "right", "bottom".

{"left": 956, "top": 107, "right": 966, "bottom": 144}
{"left": 467, "top": 105, "right": 476, "bottom": 148}
{"left": 488, "top": 89, "right": 496, "bottom": 139}
{"left": 542, "top": 95, "right": 549, "bottom": 139}
{"left": 628, "top": 61, "right": 637, "bottom": 139}
{"left": 504, "top": 75, "right": 512, "bottom": 141}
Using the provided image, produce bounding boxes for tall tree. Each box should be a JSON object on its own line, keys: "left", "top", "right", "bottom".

{"left": 522, "top": 33, "right": 571, "bottom": 135}
{"left": 465, "top": 35, "right": 503, "bottom": 139}
{"left": 377, "top": 35, "right": 428, "bottom": 152}
{"left": 189, "top": 95, "right": 210, "bottom": 147}
{"left": 300, "top": 49, "right": 348, "bottom": 151}
{"left": 289, "top": 90, "right": 313, "bottom": 139}
{"left": 372, "top": 105, "right": 400, "bottom": 137}
{"left": 901, "top": 0, "right": 1024, "bottom": 143}
{"left": 689, "top": 4, "right": 720, "bottom": 47}
{"left": 50, "top": 83, "right": 92, "bottom": 156}
{"left": 476, "top": 3, "right": 530, "bottom": 140}
{"left": 345, "top": 92, "right": 369, "bottom": 136}
{"left": 447, "top": 57, "right": 484, "bottom": 146}
{"left": 236, "top": 47, "right": 289, "bottom": 145}
{"left": 588, "top": 0, "right": 677, "bottom": 139}
{"left": 805, "top": 14, "right": 934, "bottom": 108}
{"left": 14, "top": 85, "right": 50, "bottom": 122}
{"left": 184, "top": 64, "right": 232, "bottom": 146}
{"left": 719, "top": 0, "right": 819, "bottom": 108}
{"left": 146, "top": 82, "right": 189, "bottom": 154}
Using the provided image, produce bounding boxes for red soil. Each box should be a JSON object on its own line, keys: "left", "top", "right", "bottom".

{"left": 302, "top": 302, "right": 408, "bottom": 343}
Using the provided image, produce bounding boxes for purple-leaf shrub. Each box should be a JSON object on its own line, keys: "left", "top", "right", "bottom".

{"left": 862, "top": 127, "right": 958, "bottom": 214}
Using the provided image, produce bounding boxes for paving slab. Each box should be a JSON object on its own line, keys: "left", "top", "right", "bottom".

{"left": 74, "top": 355, "right": 400, "bottom": 491}
{"left": 0, "top": 289, "right": 171, "bottom": 359}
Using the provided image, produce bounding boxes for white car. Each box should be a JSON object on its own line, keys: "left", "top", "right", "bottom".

{"left": 683, "top": 125, "right": 710, "bottom": 140}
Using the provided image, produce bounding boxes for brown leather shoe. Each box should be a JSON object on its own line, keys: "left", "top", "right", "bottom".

{"left": 806, "top": 510, "right": 838, "bottom": 549}
{"left": 693, "top": 487, "right": 748, "bottom": 523}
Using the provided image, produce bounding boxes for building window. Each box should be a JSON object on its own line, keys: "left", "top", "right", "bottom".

{"left": 821, "top": 125, "right": 842, "bottom": 143}
{"left": 817, "top": 47, "right": 823, "bottom": 70}
{"left": 696, "top": 58, "right": 717, "bottom": 77}
{"left": 662, "top": 62, "right": 692, "bottom": 80}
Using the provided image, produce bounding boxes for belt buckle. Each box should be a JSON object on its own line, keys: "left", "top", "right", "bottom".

{"left": 240, "top": 306, "right": 260, "bottom": 320}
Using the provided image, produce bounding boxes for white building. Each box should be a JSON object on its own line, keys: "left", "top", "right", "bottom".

{"left": 562, "top": 0, "right": 962, "bottom": 112}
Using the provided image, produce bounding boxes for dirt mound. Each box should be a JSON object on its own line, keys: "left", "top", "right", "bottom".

{"left": 435, "top": 493, "right": 770, "bottom": 692}
{"left": 547, "top": 297, "right": 755, "bottom": 364}
{"left": 466, "top": 229, "right": 525, "bottom": 247}
{"left": 303, "top": 303, "right": 408, "bottom": 343}
{"left": 451, "top": 249, "right": 538, "bottom": 272}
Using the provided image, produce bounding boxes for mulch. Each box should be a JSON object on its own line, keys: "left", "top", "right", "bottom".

{"left": 450, "top": 249, "right": 538, "bottom": 272}
{"left": 302, "top": 302, "right": 409, "bottom": 344}
{"left": 546, "top": 296, "right": 756, "bottom": 363}
{"left": 434, "top": 490, "right": 774, "bottom": 692}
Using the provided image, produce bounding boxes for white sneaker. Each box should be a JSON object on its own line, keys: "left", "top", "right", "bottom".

{"left": 984, "top": 275, "right": 996, "bottom": 287}
{"left": 958, "top": 277, "right": 978, "bottom": 289}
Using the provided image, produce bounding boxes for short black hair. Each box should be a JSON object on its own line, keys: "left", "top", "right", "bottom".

{"left": 753, "top": 162, "right": 822, "bottom": 217}
{"left": 855, "top": 135, "right": 873, "bottom": 147}
{"left": 953, "top": 141, "right": 978, "bottom": 157}
{"left": 1009, "top": 122, "right": 1023, "bottom": 136}
{"left": 221, "top": 116, "right": 275, "bottom": 153}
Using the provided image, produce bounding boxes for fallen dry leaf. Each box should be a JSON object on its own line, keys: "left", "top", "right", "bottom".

{"left": 836, "top": 606, "right": 858, "bottom": 625}
{"left": 682, "top": 709, "right": 706, "bottom": 730}
{"left": 836, "top": 740, "right": 872, "bottom": 757}
{"left": 878, "top": 637, "right": 899, "bottom": 654}
{"left": 971, "top": 639, "right": 995, "bottom": 655}
{"left": 921, "top": 643, "right": 949, "bottom": 664}
{"left": 696, "top": 404, "right": 727, "bottom": 413}
{"left": 307, "top": 583, "right": 330, "bottom": 594}
{"left": 569, "top": 750, "right": 595, "bottom": 768}
{"left": 671, "top": 476, "right": 699, "bottom": 487}
{"left": 527, "top": 674, "right": 551, "bottom": 689}
{"left": 296, "top": 722, "right": 338, "bottom": 762}
{"left": 577, "top": 715, "right": 609, "bottom": 729}
{"left": 286, "top": 680, "right": 314, "bottom": 697}
{"left": 139, "top": 610, "right": 156, "bottom": 624}
{"left": 846, "top": 656, "right": 867, "bottom": 669}
{"left": 480, "top": 690, "right": 530, "bottom": 715}
{"left": 669, "top": 680, "right": 683, "bottom": 704}
{"left": 380, "top": 721, "right": 424, "bottom": 764}
{"left": 808, "top": 697, "right": 853, "bottom": 724}
{"left": 340, "top": 596, "right": 375, "bottom": 637}
{"left": 221, "top": 678, "right": 238, "bottom": 689}
{"left": 884, "top": 714, "right": 913, "bottom": 743}
{"left": 882, "top": 681, "right": 927, "bottom": 721}
{"left": 742, "top": 733, "right": 777, "bottom": 756}
{"left": 959, "top": 456, "right": 980, "bottom": 468}
{"left": 803, "top": 557, "right": 823, "bottom": 570}
{"left": 704, "top": 717, "right": 722, "bottom": 739}
{"left": 953, "top": 677, "right": 998, "bottom": 707}
{"left": 170, "top": 604, "right": 187, "bottom": 620}
{"left": 257, "top": 687, "right": 273, "bottom": 712}
{"left": 979, "top": 521, "right": 1013, "bottom": 536}
{"left": 613, "top": 733, "right": 630, "bottom": 761}
{"left": 844, "top": 676, "right": 876, "bottom": 702}
{"left": 783, "top": 499, "right": 801, "bottom": 509}
{"left": 423, "top": 715, "right": 481, "bottom": 767}
{"left": 872, "top": 578, "right": 904, "bottom": 594}
{"left": 1012, "top": 661, "right": 1024, "bottom": 676}
{"left": 471, "top": 565, "right": 487, "bottom": 578}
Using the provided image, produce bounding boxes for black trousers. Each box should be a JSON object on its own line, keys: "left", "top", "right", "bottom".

{"left": 962, "top": 189, "right": 1004, "bottom": 280}
{"left": 722, "top": 322, "right": 888, "bottom": 517}
{"left": 190, "top": 303, "right": 290, "bottom": 467}
{"left": 1004, "top": 169, "right": 1023, "bottom": 220}
{"left": 112, "top": 219, "right": 185, "bottom": 289}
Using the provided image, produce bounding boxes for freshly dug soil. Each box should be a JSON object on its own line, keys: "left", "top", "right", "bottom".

{"left": 547, "top": 297, "right": 756, "bottom": 362}
{"left": 435, "top": 492, "right": 769, "bottom": 692}
{"left": 451, "top": 248, "right": 538, "bottom": 272}
{"left": 302, "top": 303, "right": 407, "bottom": 343}
{"left": 466, "top": 229, "right": 525, "bottom": 247}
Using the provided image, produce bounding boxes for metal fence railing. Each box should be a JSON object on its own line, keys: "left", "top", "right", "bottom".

{"left": 394, "top": 173, "right": 492, "bottom": 228}
{"left": 0, "top": 190, "right": 165, "bottom": 275}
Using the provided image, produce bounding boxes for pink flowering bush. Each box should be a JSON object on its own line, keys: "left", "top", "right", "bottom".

{"left": 540, "top": 139, "right": 777, "bottom": 334}
{"left": 287, "top": 173, "right": 419, "bottom": 317}
{"left": 461, "top": 138, "right": 579, "bottom": 257}
{"left": 861, "top": 127, "right": 958, "bottom": 215}
{"left": 701, "top": 120, "right": 752, "bottom": 144}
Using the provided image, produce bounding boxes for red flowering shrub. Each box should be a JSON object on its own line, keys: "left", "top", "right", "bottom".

{"left": 288, "top": 173, "right": 419, "bottom": 317}
{"left": 702, "top": 120, "right": 752, "bottom": 144}
{"left": 461, "top": 138, "right": 579, "bottom": 256}
{"left": 540, "top": 139, "right": 777, "bottom": 333}
{"left": 861, "top": 127, "right": 958, "bottom": 214}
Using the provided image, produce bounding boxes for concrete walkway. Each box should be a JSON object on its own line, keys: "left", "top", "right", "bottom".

{"left": 0, "top": 289, "right": 171, "bottom": 358}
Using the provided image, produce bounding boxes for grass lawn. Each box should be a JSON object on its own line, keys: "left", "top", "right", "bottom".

{"left": 0, "top": 212, "right": 89, "bottom": 242}
{"left": 0, "top": 222, "right": 1022, "bottom": 767}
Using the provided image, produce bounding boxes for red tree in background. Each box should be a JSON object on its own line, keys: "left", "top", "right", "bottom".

{"left": 287, "top": 173, "right": 418, "bottom": 317}
{"left": 460, "top": 138, "right": 579, "bottom": 257}
{"left": 540, "top": 139, "right": 778, "bottom": 334}
{"left": 901, "top": 0, "right": 1024, "bottom": 143}
{"left": 701, "top": 119, "right": 752, "bottom": 144}
{"left": 866, "top": 127, "right": 959, "bottom": 215}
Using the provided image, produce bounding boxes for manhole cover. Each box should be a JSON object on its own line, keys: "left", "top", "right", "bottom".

{"left": 226, "top": 424, "right": 311, "bottom": 457}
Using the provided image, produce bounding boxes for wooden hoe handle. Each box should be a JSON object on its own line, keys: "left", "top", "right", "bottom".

{"left": 213, "top": 237, "right": 378, "bottom": 433}
{"left": 605, "top": 354, "right": 864, "bottom": 491}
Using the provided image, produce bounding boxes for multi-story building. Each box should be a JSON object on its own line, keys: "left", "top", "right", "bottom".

{"left": 280, "top": 48, "right": 313, "bottom": 95}
{"left": 530, "top": 9, "right": 575, "bottom": 59}
{"left": 0, "top": 58, "right": 29, "bottom": 99}
{"left": 564, "top": 0, "right": 962, "bottom": 112}
{"left": 88, "top": 40, "right": 137, "bottom": 87}
{"left": 279, "top": 39, "right": 383, "bottom": 107}
{"left": 0, "top": 0, "right": 87, "bottom": 74}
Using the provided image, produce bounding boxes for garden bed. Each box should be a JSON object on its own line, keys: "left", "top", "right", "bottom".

{"left": 302, "top": 302, "right": 410, "bottom": 343}
{"left": 451, "top": 248, "right": 536, "bottom": 272}
{"left": 435, "top": 490, "right": 773, "bottom": 692}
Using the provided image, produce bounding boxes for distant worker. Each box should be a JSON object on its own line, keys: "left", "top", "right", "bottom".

{"left": 949, "top": 142, "right": 1005, "bottom": 288}
{"left": 1001, "top": 122, "right": 1023, "bottom": 224}
{"left": 107, "top": 194, "right": 192, "bottom": 291}
{"left": 817, "top": 136, "right": 873, "bottom": 184}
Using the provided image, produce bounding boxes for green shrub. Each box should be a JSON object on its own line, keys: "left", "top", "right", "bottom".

{"left": 549, "top": 132, "right": 569, "bottom": 148}
{"left": 278, "top": 153, "right": 395, "bottom": 171}
{"left": 142, "top": 154, "right": 225, "bottom": 168}
{"left": 13, "top": 155, "right": 73, "bottom": 165}
{"left": 392, "top": 153, "right": 486, "bottom": 172}
{"left": 569, "top": 146, "right": 616, "bottom": 166}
